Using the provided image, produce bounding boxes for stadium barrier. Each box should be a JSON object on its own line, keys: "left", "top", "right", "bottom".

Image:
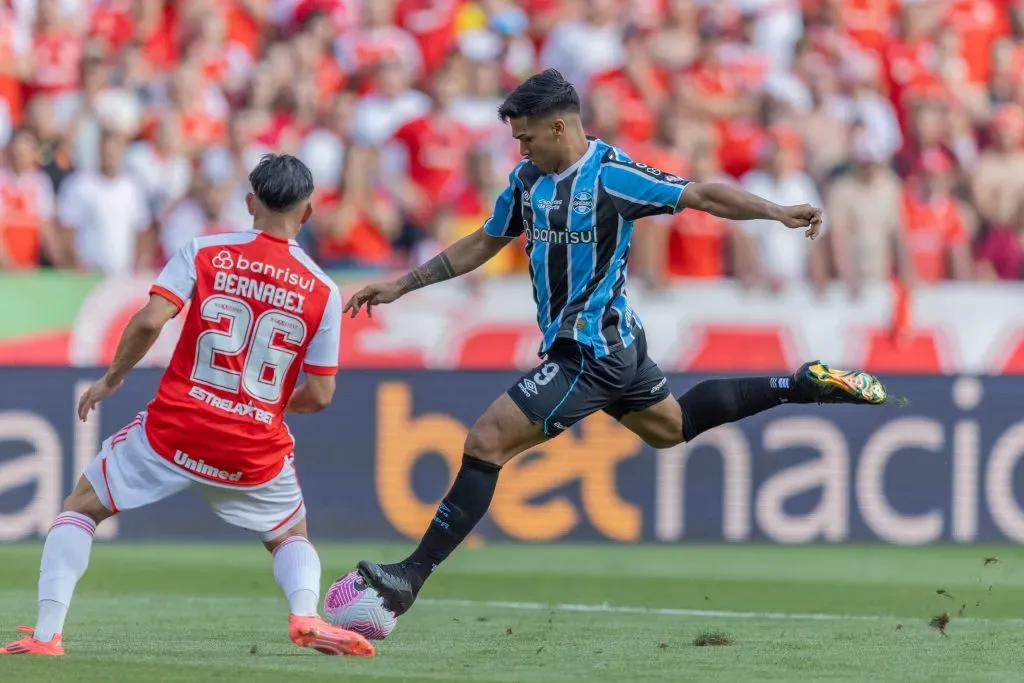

{"left": 10, "top": 272, "right": 1024, "bottom": 374}
{"left": 0, "top": 367, "right": 1022, "bottom": 544}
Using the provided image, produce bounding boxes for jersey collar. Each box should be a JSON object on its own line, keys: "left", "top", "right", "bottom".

{"left": 252, "top": 230, "right": 298, "bottom": 246}
{"left": 550, "top": 140, "right": 597, "bottom": 182}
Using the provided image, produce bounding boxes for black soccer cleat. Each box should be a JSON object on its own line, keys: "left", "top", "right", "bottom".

{"left": 356, "top": 560, "right": 421, "bottom": 617}
{"left": 793, "top": 361, "right": 889, "bottom": 405}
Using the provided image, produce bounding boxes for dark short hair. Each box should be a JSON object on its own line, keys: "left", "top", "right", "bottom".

{"left": 497, "top": 69, "right": 581, "bottom": 123}
{"left": 249, "top": 154, "right": 314, "bottom": 212}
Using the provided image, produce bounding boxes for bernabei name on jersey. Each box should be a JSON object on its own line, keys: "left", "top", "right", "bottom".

{"left": 213, "top": 271, "right": 306, "bottom": 314}
{"left": 526, "top": 226, "right": 598, "bottom": 244}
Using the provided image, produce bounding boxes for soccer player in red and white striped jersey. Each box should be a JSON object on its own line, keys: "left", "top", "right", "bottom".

{"left": 1, "top": 154, "right": 373, "bottom": 658}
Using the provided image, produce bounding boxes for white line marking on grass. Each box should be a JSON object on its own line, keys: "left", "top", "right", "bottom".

{"left": 418, "top": 598, "right": 1024, "bottom": 625}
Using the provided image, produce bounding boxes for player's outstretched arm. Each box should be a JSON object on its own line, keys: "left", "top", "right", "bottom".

{"left": 344, "top": 228, "right": 509, "bottom": 317}
{"left": 396, "top": 228, "right": 508, "bottom": 290}
{"left": 77, "top": 295, "right": 180, "bottom": 421}
{"left": 678, "top": 183, "right": 823, "bottom": 239}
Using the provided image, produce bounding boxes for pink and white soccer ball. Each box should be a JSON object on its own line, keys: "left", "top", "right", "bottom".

{"left": 324, "top": 571, "right": 398, "bottom": 640}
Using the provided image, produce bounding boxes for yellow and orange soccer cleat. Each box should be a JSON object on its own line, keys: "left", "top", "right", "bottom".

{"left": 795, "top": 361, "right": 890, "bottom": 405}
{"left": 288, "top": 614, "right": 375, "bottom": 657}
{"left": 0, "top": 626, "right": 64, "bottom": 656}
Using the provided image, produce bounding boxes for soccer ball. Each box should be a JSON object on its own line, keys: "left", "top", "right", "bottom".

{"left": 324, "top": 571, "right": 398, "bottom": 640}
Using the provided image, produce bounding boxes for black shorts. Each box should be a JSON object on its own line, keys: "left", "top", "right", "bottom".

{"left": 507, "top": 327, "right": 671, "bottom": 437}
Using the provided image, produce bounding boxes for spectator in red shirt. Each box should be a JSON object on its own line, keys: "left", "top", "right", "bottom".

{"left": 718, "top": 11, "right": 770, "bottom": 94}
{"left": 336, "top": 0, "right": 423, "bottom": 84}
{"left": 884, "top": 2, "right": 943, "bottom": 122}
{"left": 679, "top": 28, "right": 763, "bottom": 180}
{"left": 24, "top": 0, "right": 86, "bottom": 102}
{"left": 1, "top": 0, "right": 1022, "bottom": 290}
{"left": 132, "top": 0, "right": 180, "bottom": 73}
{"left": 291, "top": 14, "right": 347, "bottom": 113}
{"left": 901, "top": 150, "right": 973, "bottom": 282}
{"left": 0, "top": 127, "right": 60, "bottom": 268}
{"left": 394, "top": 0, "right": 462, "bottom": 76}
{"left": 1, "top": 5, "right": 30, "bottom": 124}
{"left": 89, "top": 0, "right": 134, "bottom": 55}
{"left": 159, "top": 60, "right": 230, "bottom": 157}
{"left": 179, "top": 0, "right": 267, "bottom": 60}
{"left": 659, "top": 141, "right": 737, "bottom": 281}
{"left": 837, "top": 0, "right": 898, "bottom": 55}
{"left": 388, "top": 58, "right": 473, "bottom": 253}
{"left": 180, "top": 7, "right": 255, "bottom": 101}
{"left": 590, "top": 25, "right": 670, "bottom": 145}
{"left": 587, "top": 86, "right": 634, "bottom": 150}
{"left": 947, "top": 0, "right": 1011, "bottom": 87}
{"left": 313, "top": 144, "right": 401, "bottom": 269}
{"left": 291, "top": 0, "right": 361, "bottom": 36}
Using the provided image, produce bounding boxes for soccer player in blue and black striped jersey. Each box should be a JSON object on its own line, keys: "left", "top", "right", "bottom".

{"left": 345, "top": 69, "right": 891, "bottom": 617}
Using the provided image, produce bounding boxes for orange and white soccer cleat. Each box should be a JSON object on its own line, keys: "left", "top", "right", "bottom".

{"left": 0, "top": 626, "right": 64, "bottom": 656}
{"left": 288, "top": 614, "right": 375, "bottom": 657}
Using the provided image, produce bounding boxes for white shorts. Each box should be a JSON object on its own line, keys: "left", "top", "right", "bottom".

{"left": 83, "top": 414, "right": 306, "bottom": 542}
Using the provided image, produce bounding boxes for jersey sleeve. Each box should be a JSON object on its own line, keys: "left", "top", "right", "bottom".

{"left": 482, "top": 172, "right": 525, "bottom": 238}
{"left": 303, "top": 286, "right": 342, "bottom": 375}
{"left": 601, "top": 160, "right": 691, "bottom": 221}
{"left": 150, "top": 240, "right": 198, "bottom": 311}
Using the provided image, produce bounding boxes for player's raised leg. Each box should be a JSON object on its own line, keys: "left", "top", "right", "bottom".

{"left": 204, "top": 462, "right": 375, "bottom": 657}
{"left": 2, "top": 414, "right": 194, "bottom": 656}
{"left": 0, "top": 475, "right": 112, "bottom": 656}
{"left": 358, "top": 390, "right": 550, "bottom": 615}
{"left": 358, "top": 342, "right": 610, "bottom": 616}
{"left": 618, "top": 360, "right": 890, "bottom": 449}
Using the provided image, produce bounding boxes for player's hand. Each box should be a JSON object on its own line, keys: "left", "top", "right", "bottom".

{"left": 778, "top": 204, "right": 823, "bottom": 239}
{"left": 77, "top": 375, "right": 124, "bottom": 422}
{"left": 343, "top": 281, "right": 405, "bottom": 318}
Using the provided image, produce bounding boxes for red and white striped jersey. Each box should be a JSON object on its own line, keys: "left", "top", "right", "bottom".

{"left": 145, "top": 230, "right": 341, "bottom": 487}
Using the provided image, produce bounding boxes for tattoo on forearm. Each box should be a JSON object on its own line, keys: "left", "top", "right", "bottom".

{"left": 399, "top": 252, "right": 456, "bottom": 292}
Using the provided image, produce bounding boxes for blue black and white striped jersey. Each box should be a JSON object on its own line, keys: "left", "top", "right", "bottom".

{"left": 483, "top": 137, "right": 691, "bottom": 358}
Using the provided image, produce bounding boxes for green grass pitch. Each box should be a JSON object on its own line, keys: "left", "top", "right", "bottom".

{"left": 2, "top": 542, "right": 1024, "bottom": 682}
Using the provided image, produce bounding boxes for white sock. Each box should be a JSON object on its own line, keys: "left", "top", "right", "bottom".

{"left": 272, "top": 536, "right": 321, "bottom": 617}
{"left": 36, "top": 512, "right": 96, "bottom": 642}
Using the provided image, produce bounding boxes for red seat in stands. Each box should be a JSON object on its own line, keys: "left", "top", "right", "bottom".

{"left": 678, "top": 325, "right": 793, "bottom": 373}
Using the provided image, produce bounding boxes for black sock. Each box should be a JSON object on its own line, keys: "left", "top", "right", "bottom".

{"left": 678, "top": 376, "right": 799, "bottom": 442}
{"left": 404, "top": 454, "right": 501, "bottom": 583}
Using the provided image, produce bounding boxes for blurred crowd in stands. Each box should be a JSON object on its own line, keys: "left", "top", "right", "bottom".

{"left": 3, "top": 0, "right": 1024, "bottom": 294}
